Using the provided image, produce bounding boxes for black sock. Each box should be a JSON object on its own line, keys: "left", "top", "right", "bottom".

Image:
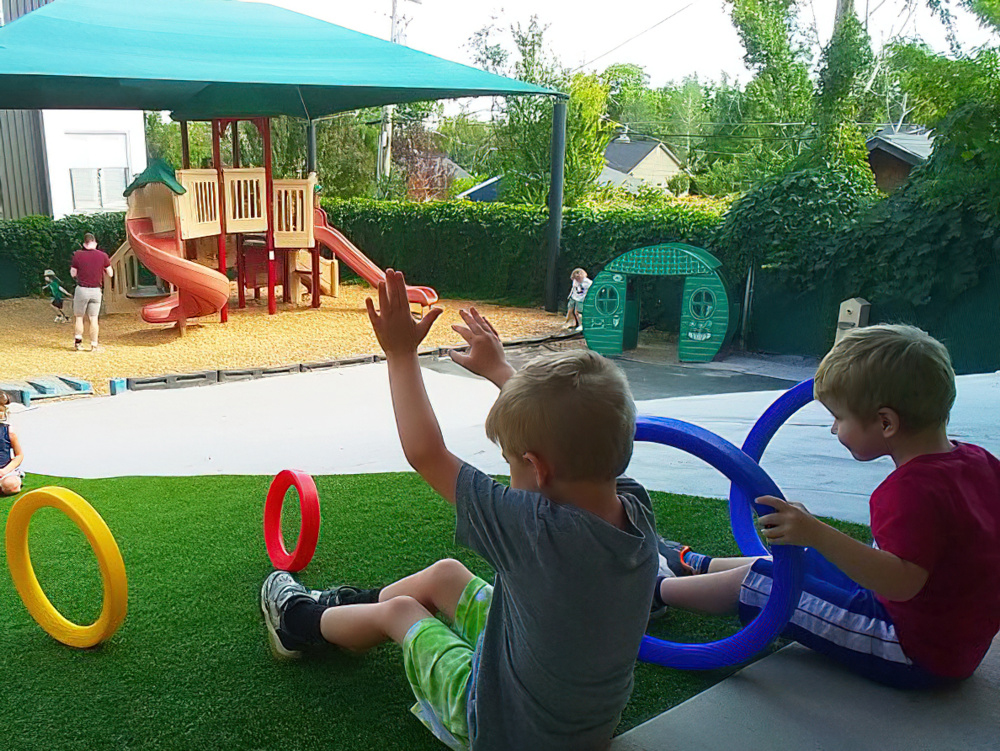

{"left": 282, "top": 598, "right": 327, "bottom": 645}
{"left": 338, "top": 587, "right": 382, "bottom": 605}
{"left": 652, "top": 576, "right": 668, "bottom": 609}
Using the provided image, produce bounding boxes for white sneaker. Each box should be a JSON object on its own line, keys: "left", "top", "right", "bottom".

{"left": 90, "top": 343, "right": 100, "bottom": 352}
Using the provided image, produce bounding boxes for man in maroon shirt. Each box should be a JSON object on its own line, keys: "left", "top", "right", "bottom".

{"left": 70, "top": 233, "right": 113, "bottom": 351}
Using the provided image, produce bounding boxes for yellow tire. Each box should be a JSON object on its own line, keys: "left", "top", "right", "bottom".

{"left": 5, "top": 487, "right": 128, "bottom": 648}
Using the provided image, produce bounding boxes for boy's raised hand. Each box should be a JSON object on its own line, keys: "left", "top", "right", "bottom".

{"left": 756, "top": 495, "right": 822, "bottom": 547}
{"left": 366, "top": 269, "right": 443, "bottom": 357}
{"left": 450, "top": 307, "right": 515, "bottom": 387}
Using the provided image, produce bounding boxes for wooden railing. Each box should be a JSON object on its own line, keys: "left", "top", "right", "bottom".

{"left": 102, "top": 239, "right": 171, "bottom": 314}
{"left": 273, "top": 174, "right": 316, "bottom": 248}
{"left": 174, "top": 169, "right": 221, "bottom": 240}
{"left": 223, "top": 168, "right": 267, "bottom": 233}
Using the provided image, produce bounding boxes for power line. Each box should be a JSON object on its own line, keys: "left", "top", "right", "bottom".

{"left": 571, "top": 3, "right": 696, "bottom": 72}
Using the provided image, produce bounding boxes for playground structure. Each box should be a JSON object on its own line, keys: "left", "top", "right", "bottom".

{"left": 583, "top": 243, "right": 735, "bottom": 362}
{"left": 104, "top": 120, "right": 439, "bottom": 331}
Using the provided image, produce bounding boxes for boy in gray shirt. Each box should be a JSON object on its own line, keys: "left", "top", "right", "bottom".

{"left": 261, "top": 273, "right": 658, "bottom": 750}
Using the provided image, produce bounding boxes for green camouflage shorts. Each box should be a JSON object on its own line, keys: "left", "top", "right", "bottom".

{"left": 402, "top": 576, "right": 492, "bottom": 750}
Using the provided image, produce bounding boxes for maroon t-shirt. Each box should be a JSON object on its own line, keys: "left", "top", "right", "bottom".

{"left": 71, "top": 248, "right": 111, "bottom": 288}
{"left": 870, "top": 442, "right": 1000, "bottom": 678}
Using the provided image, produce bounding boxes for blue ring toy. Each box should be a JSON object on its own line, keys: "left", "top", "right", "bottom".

{"left": 635, "top": 417, "right": 805, "bottom": 669}
{"left": 729, "top": 379, "right": 816, "bottom": 557}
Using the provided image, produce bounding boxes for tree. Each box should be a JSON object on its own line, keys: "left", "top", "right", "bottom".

{"left": 473, "top": 17, "right": 614, "bottom": 206}
{"left": 657, "top": 76, "right": 711, "bottom": 165}
{"left": 143, "top": 113, "right": 211, "bottom": 169}
{"left": 601, "top": 63, "right": 658, "bottom": 125}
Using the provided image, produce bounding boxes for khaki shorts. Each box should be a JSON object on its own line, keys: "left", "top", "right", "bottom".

{"left": 73, "top": 286, "right": 102, "bottom": 317}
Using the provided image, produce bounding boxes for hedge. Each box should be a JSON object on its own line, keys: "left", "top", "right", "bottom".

{"left": 0, "top": 212, "right": 125, "bottom": 296}
{"left": 2, "top": 201, "right": 725, "bottom": 303}
{"left": 320, "top": 198, "right": 727, "bottom": 304}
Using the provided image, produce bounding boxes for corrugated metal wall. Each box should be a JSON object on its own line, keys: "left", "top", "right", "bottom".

{"left": 0, "top": 0, "right": 53, "bottom": 219}
{"left": 2, "top": 0, "right": 51, "bottom": 24}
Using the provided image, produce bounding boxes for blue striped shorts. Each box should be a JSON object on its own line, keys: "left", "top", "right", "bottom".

{"left": 738, "top": 552, "right": 951, "bottom": 689}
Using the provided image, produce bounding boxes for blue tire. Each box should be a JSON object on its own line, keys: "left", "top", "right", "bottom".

{"left": 635, "top": 416, "right": 805, "bottom": 670}
{"left": 729, "top": 379, "right": 816, "bottom": 557}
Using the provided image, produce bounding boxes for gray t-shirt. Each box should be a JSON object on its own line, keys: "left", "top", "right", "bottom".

{"left": 455, "top": 464, "right": 658, "bottom": 751}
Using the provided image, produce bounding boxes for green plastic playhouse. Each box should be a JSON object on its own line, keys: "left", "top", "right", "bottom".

{"left": 582, "top": 243, "right": 734, "bottom": 362}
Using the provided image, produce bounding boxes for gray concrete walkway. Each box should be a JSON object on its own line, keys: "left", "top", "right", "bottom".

{"left": 8, "top": 362, "right": 999, "bottom": 523}
{"left": 613, "top": 635, "right": 1000, "bottom": 751}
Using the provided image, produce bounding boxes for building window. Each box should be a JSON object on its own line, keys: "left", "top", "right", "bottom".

{"left": 69, "top": 167, "right": 129, "bottom": 211}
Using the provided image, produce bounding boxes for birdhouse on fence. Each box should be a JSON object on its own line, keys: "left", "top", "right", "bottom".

{"left": 835, "top": 297, "right": 871, "bottom": 344}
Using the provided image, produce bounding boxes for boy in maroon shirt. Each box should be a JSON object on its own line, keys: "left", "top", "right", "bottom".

{"left": 69, "top": 232, "right": 112, "bottom": 351}
{"left": 653, "top": 324, "right": 1000, "bottom": 687}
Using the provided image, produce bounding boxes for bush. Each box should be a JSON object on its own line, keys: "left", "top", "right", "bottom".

{"left": 712, "top": 165, "right": 879, "bottom": 284}
{"left": 0, "top": 213, "right": 126, "bottom": 297}
{"left": 320, "top": 198, "right": 727, "bottom": 304}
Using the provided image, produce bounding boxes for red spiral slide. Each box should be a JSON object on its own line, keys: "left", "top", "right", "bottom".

{"left": 313, "top": 207, "right": 438, "bottom": 306}
{"left": 126, "top": 218, "right": 231, "bottom": 325}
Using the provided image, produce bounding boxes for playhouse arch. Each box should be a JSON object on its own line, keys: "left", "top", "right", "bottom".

{"left": 582, "top": 243, "right": 734, "bottom": 362}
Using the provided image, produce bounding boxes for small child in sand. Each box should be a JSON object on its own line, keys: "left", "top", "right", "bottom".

{"left": 0, "top": 392, "right": 25, "bottom": 496}
{"left": 563, "top": 268, "right": 592, "bottom": 332}
{"left": 42, "top": 269, "right": 71, "bottom": 323}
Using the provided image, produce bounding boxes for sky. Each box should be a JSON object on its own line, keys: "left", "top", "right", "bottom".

{"left": 248, "top": 0, "right": 998, "bottom": 92}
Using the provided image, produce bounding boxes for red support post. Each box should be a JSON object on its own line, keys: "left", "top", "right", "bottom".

{"left": 232, "top": 120, "right": 245, "bottom": 308}
{"left": 212, "top": 120, "right": 229, "bottom": 323}
{"left": 260, "top": 117, "right": 277, "bottom": 315}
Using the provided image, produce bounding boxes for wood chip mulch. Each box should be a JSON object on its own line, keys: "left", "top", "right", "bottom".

{"left": 1, "top": 285, "right": 566, "bottom": 394}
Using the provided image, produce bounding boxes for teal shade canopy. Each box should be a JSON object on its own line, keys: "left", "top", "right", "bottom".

{"left": 0, "top": 0, "right": 556, "bottom": 120}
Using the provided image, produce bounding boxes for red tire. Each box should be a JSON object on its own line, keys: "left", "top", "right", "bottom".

{"left": 264, "top": 469, "right": 320, "bottom": 572}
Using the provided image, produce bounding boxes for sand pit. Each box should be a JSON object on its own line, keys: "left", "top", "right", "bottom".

{"left": 1, "top": 285, "right": 564, "bottom": 393}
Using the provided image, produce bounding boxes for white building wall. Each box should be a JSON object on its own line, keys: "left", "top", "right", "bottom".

{"left": 41, "top": 110, "right": 147, "bottom": 219}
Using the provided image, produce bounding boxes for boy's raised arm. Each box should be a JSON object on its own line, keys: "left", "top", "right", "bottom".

{"left": 367, "top": 270, "right": 462, "bottom": 504}
{"left": 450, "top": 307, "right": 515, "bottom": 389}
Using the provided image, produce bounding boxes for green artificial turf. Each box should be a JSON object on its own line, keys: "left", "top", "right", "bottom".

{"left": 0, "top": 473, "right": 869, "bottom": 750}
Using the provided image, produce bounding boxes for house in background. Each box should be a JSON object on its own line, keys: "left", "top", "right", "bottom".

{"left": 603, "top": 135, "right": 684, "bottom": 190}
{"left": 458, "top": 135, "right": 683, "bottom": 201}
{"left": 0, "top": 0, "right": 147, "bottom": 219}
{"left": 866, "top": 126, "right": 933, "bottom": 193}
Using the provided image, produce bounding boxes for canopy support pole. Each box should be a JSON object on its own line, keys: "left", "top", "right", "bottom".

{"left": 544, "top": 98, "right": 568, "bottom": 313}
{"left": 212, "top": 119, "right": 229, "bottom": 323}
{"left": 180, "top": 121, "right": 190, "bottom": 169}
{"left": 231, "top": 120, "right": 240, "bottom": 167}
{"left": 307, "top": 120, "right": 317, "bottom": 173}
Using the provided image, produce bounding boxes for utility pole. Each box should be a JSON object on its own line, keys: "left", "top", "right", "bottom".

{"left": 377, "top": 0, "right": 422, "bottom": 185}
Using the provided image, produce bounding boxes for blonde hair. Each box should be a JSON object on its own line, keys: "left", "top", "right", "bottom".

{"left": 485, "top": 350, "right": 635, "bottom": 481}
{"left": 814, "top": 324, "right": 955, "bottom": 431}
{"left": 0, "top": 391, "right": 9, "bottom": 422}
{"left": 571, "top": 268, "right": 587, "bottom": 280}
